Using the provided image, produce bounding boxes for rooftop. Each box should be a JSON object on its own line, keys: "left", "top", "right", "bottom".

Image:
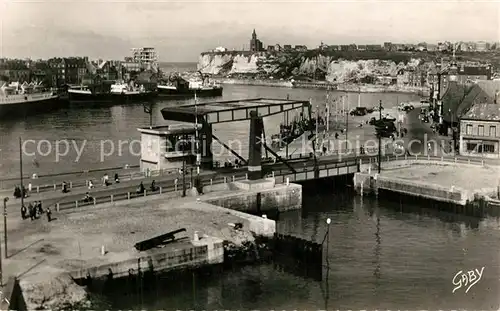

{"left": 462, "top": 103, "right": 500, "bottom": 121}
{"left": 161, "top": 98, "right": 310, "bottom": 124}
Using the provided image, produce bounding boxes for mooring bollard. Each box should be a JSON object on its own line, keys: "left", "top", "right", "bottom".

{"left": 127, "top": 192, "right": 130, "bottom": 200}
{"left": 110, "top": 194, "right": 113, "bottom": 203}
{"left": 56, "top": 203, "right": 60, "bottom": 212}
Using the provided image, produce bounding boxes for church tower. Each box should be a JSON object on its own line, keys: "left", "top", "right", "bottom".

{"left": 448, "top": 44, "right": 458, "bottom": 82}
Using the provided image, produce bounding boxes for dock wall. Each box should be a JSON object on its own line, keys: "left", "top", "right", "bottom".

{"left": 68, "top": 237, "right": 224, "bottom": 280}
{"left": 203, "top": 179, "right": 302, "bottom": 213}
{"left": 353, "top": 172, "right": 469, "bottom": 205}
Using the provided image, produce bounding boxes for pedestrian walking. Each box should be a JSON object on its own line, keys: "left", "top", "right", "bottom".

{"left": 46, "top": 207, "right": 52, "bottom": 222}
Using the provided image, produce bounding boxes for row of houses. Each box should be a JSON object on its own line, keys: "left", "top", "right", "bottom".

{"left": 0, "top": 57, "right": 151, "bottom": 87}
{"left": 434, "top": 59, "right": 500, "bottom": 158}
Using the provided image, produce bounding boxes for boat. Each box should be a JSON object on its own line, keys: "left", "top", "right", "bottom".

{"left": 67, "top": 81, "right": 114, "bottom": 103}
{"left": 110, "top": 81, "right": 157, "bottom": 101}
{"left": 0, "top": 81, "right": 61, "bottom": 118}
{"left": 157, "top": 72, "right": 223, "bottom": 99}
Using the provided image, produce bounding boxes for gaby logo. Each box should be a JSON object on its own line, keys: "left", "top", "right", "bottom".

{"left": 452, "top": 267, "right": 485, "bottom": 294}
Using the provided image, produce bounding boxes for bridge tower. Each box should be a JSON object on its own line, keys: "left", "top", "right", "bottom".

{"left": 248, "top": 111, "right": 264, "bottom": 180}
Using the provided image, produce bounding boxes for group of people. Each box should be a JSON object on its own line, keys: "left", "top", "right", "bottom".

{"left": 13, "top": 185, "right": 28, "bottom": 199}
{"left": 21, "top": 201, "right": 52, "bottom": 222}
{"left": 136, "top": 180, "right": 158, "bottom": 194}
{"left": 88, "top": 173, "right": 119, "bottom": 190}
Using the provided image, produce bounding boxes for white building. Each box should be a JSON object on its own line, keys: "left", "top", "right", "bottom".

{"left": 131, "top": 47, "right": 158, "bottom": 71}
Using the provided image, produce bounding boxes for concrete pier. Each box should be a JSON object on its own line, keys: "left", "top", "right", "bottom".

{"left": 4, "top": 177, "right": 294, "bottom": 310}
{"left": 354, "top": 160, "right": 500, "bottom": 206}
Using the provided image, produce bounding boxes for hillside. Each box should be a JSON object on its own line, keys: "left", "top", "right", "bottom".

{"left": 198, "top": 50, "right": 499, "bottom": 82}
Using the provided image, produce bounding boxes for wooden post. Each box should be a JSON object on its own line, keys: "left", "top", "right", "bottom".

{"left": 232, "top": 176, "right": 235, "bottom": 182}
{"left": 70, "top": 181, "right": 72, "bottom": 189}
{"left": 159, "top": 187, "right": 162, "bottom": 194}
{"left": 93, "top": 198, "right": 96, "bottom": 205}
{"left": 54, "top": 184, "right": 56, "bottom": 190}
{"left": 127, "top": 192, "right": 130, "bottom": 200}
{"left": 56, "top": 203, "right": 60, "bottom": 212}
{"left": 224, "top": 177, "right": 227, "bottom": 183}
{"left": 210, "top": 179, "right": 213, "bottom": 186}
{"left": 144, "top": 190, "right": 147, "bottom": 197}
{"left": 75, "top": 200, "right": 78, "bottom": 208}
{"left": 110, "top": 194, "right": 113, "bottom": 203}
{"left": 36, "top": 186, "right": 39, "bottom": 193}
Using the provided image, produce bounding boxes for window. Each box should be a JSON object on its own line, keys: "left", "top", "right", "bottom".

{"left": 483, "top": 144, "right": 495, "bottom": 153}
{"left": 466, "top": 143, "right": 477, "bottom": 151}
{"left": 478, "top": 125, "right": 484, "bottom": 136}
{"left": 491, "top": 126, "right": 497, "bottom": 137}
{"left": 466, "top": 124, "right": 473, "bottom": 135}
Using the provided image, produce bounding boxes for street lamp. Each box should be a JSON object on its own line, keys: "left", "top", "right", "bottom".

{"left": 377, "top": 100, "right": 383, "bottom": 174}
{"left": 2, "top": 197, "right": 7, "bottom": 258}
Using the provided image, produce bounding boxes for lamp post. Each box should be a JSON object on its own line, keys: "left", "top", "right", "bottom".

{"left": 378, "top": 100, "right": 383, "bottom": 174}
{"left": 2, "top": 197, "right": 6, "bottom": 258}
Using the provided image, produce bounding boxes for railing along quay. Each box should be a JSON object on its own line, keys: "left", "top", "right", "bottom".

{"left": 47, "top": 153, "right": 498, "bottom": 212}
{"left": 55, "top": 174, "right": 249, "bottom": 211}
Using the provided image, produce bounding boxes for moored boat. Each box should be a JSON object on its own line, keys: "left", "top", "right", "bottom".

{"left": 0, "top": 81, "right": 62, "bottom": 118}
{"left": 110, "top": 81, "right": 157, "bottom": 101}
{"left": 157, "top": 73, "right": 223, "bottom": 99}
{"left": 67, "top": 81, "right": 114, "bottom": 103}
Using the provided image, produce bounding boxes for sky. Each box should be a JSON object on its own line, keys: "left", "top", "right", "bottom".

{"left": 1, "top": 0, "right": 499, "bottom": 62}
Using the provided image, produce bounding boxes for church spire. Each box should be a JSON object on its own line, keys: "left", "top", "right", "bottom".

{"left": 449, "top": 43, "right": 458, "bottom": 82}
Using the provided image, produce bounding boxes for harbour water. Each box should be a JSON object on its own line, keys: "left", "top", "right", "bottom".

{"left": 95, "top": 187, "right": 500, "bottom": 310}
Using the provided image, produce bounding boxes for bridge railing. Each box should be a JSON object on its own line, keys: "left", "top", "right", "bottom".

{"left": 55, "top": 173, "right": 249, "bottom": 212}
{"left": 7, "top": 167, "right": 186, "bottom": 196}
{"left": 364, "top": 154, "right": 489, "bottom": 167}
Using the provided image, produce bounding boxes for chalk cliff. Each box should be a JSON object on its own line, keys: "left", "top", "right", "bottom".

{"left": 198, "top": 51, "right": 423, "bottom": 83}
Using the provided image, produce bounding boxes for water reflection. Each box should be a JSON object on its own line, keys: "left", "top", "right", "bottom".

{"left": 94, "top": 189, "right": 500, "bottom": 310}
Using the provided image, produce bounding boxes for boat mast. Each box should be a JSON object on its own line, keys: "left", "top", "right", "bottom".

{"left": 194, "top": 92, "right": 200, "bottom": 176}
{"left": 19, "top": 137, "right": 24, "bottom": 208}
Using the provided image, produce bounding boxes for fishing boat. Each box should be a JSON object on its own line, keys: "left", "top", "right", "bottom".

{"left": 157, "top": 71, "right": 223, "bottom": 99}
{"left": 0, "top": 81, "right": 61, "bottom": 118}
{"left": 67, "top": 81, "right": 114, "bottom": 102}
{"left": 110, "top": 81, "right": 157, "bottom": 101}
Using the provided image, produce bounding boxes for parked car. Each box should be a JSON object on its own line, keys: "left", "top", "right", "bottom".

{"left": 350, "top": 107, "right": 369, "bottom": 116}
